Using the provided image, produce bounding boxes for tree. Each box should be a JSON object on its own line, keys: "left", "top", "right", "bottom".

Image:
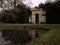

{"left": 14, "top": 0, "right": 16, "bottom": 10}
{"left": 14, "top": 4, "right": 31, "bottom": 23}
{"left": 39, "top": 3, "right": 46, "bottom": 9}
{"left": 2, "top": 10, "right": 18, "bottom": 23}
{"left": 1, "top": 4, "right": 31, "bottom": 23}
{"left": 39, "top": 1, "right": 60, "bottom": 24}
{"left": 0, "top": 0, "right": 31, "bottom": 23}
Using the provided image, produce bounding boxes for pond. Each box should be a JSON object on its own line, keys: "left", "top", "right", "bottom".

{"left": 0, "top": 28, "right": 49, "bottom": 45}
{"left": 0, "top": 31, "right": 11, "bottom": 45}
{"left": 0, "top": 29, "right": 30, "bottom": 45}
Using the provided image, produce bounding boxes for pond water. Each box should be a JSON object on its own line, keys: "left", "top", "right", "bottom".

{"left": 0, "top": 29, "right": 29, "bottom": 45}
{"left": 0, "top": 31, "right": 11, "bottom": 45}
{"left": 0, "top": 28, "right": 48, "bottom": 45}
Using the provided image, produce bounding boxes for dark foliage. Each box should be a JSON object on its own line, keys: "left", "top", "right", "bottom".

{"left": 0, "top": 4, "right": 31, "bottom": 23}
{"left": 39, "top": 1, "right": 60, "bottom": 24}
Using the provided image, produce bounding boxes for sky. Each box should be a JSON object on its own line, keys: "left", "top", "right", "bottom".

{"left": 30, "top": 0, "right": 47, "bottom": 7}
{"left": 0, "top": 0, "right": 56, "bottom": 11}
{"left": 24, "top": 0, "right": 47, "bottom": 7}
{"left": 24, "top": 0, "right": 56, "bottom": 7}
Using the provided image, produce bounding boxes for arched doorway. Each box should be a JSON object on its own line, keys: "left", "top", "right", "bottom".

{"left": 35, "top": 13, "right": 39, "bottom": 23}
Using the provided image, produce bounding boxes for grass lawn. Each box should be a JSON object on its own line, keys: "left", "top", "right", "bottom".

{"left": 0, "top": 23, "right": 60, "bottom": 29}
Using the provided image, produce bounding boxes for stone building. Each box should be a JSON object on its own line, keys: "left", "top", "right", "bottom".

{"left": 29, "top": 7, "right": 46, "bottom": 24}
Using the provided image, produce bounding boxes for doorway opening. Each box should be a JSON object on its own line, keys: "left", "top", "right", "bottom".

{"left": 35, "top": 13, "right": 39, "bottom": 23}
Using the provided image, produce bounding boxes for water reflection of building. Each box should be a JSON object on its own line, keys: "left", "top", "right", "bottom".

{"left": 29, "top": 7, "right": 46, "bottom": 24}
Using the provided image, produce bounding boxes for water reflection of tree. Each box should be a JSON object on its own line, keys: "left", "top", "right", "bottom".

{"left": 2, "top": 29, "right": 30, "bottom": 45}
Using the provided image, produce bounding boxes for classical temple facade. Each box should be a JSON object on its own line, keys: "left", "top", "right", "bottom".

{"left": 29, "top": 7, "right": 46, "bottom": 24}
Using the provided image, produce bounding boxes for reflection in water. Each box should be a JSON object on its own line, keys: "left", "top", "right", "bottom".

{"left": 0, "top": 31, "right": 11, "bottom": 45}
{"left": 0, "top": 28, "right": 48, "bottom": 45}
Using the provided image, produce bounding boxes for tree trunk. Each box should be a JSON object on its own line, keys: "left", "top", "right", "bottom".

{"left": 14, "top": 0, "right": 16, "bottom": 10}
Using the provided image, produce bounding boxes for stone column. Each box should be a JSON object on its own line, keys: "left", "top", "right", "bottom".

{"left": 29, "top": 16, "right": 32, "bottom": 23}
{"left": 39, "top": 15, "right": 41, "bottom": 23}
{"left": 41, "top": 16, "right": 46, "bottom": 23}
{"left": 32, "top": 16, "right": 35, "bottom": 24}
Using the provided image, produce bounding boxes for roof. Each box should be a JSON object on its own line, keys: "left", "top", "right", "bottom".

{"left": 31, "top": 7, "right": 43, "bottom": 11}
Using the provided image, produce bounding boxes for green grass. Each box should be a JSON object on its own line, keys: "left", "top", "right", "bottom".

{"left": 0, "top": 23, "right": 60, "bottom": 29}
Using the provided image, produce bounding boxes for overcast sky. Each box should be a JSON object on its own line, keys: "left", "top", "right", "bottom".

{"left": 24, "top": 0, "right": 56, "bottom": 7}
{"left": 0, "top": 0, "right": 56, "bottom": 11}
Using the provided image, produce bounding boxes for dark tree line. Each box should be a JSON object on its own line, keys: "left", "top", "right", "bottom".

{"left": 0, "top": 4, "right": 31, "bottom": 23}
{"left": 0, "top": 0, "right": 31, "bottom": 23}
{"left": 39, "top": 1, "right": 60, "bottom": 24}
